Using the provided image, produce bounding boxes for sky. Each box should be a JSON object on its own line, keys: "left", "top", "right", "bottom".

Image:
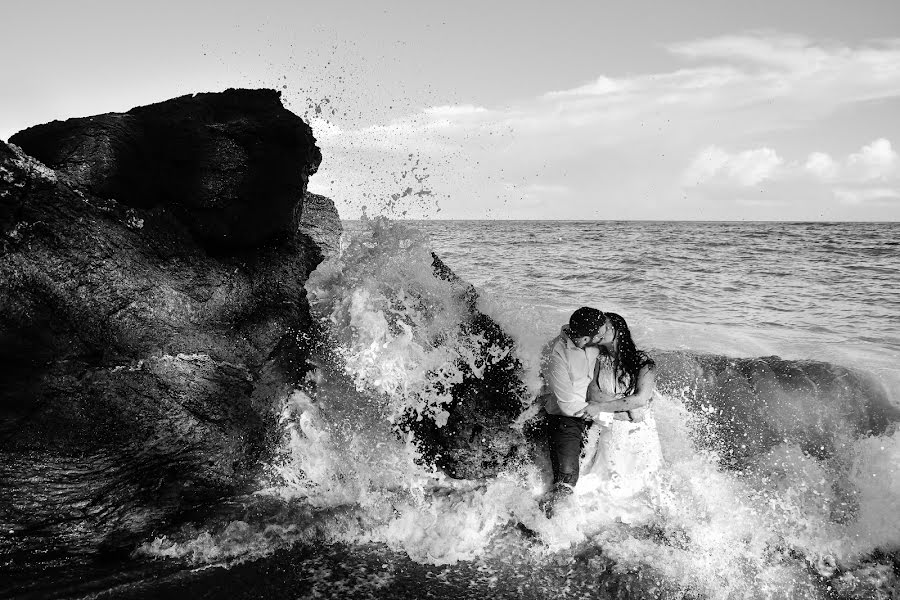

{"left": 3, "top": 0, "right": 900, "bottom": 220}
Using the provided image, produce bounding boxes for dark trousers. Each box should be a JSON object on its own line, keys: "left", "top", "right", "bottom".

{"left": 546, "top": 414, "right": 589, "bottom": 488}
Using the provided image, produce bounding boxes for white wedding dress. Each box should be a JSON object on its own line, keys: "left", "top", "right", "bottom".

{"left": 576, "top": 354, "right": 664, "bottom": 504}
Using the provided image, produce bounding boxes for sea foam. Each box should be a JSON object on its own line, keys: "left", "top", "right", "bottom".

{"left": 140, "top": 217, "right": 900, "bottom": 599}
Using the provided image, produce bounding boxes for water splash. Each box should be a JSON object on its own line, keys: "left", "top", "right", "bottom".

{"left": 307, "top": 215, "right": 480, "bottom": 425}
{"left": 139, "top": 218, "right": 900, "bottom": 599}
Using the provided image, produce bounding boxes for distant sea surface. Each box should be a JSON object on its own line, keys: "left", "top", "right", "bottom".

{"left": 358, "top": 220, "right": 900, "bottom": 388}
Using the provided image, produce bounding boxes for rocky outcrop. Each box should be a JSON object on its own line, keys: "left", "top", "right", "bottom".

{"left": 0, "top": 89, "right": 329, "bottom": 558}
{"left": 654, "top": 351, "right": 900, "bottom": 468}
{"left": 0, "top": 87, "right": 532, "bottom": 572}
{"left": 10, "top": 88, "right": 321, "bottom": 251}
{"left": 299, "top": 192, "right": 342, "bottom": 258}
{"left": 398, "top": 254, "right": 530, "bottom": 480}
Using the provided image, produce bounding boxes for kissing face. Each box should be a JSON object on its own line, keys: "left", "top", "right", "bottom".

{"left": 572, "top": 335, "right": 594, "bottom": 349}
{"left": 595, "top": 321, "right": 615, "bottom": 345}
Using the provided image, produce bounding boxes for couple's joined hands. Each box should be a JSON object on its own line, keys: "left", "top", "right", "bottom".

{"left": 576, "top": 377, "right": 648, "bottom": 423}
{"left": 576, "top": 383, "right": 613, "bottom": 420}
{"left": 576, "top": 403, "right": 647, "bottom": 422}
{"left": 622, "top": 407, "right": 647, "bottom": 422}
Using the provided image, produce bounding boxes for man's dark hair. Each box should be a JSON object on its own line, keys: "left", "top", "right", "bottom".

{"left": 569, "top": 306, "right": 605, "bottom": 338}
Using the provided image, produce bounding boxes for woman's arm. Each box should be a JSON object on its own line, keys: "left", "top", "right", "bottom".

{"left": 623, "top": 362, "right": 656, "bottom": 407}
{"left": 579, "top": 363, "right": 656, "bottom": 418}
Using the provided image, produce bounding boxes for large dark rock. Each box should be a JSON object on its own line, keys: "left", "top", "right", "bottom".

{"left": 10, "top": 89, "right": 321, "bottom": 250}
{"left": 654, "top": 351, "right": 899, "bottom": 468}
{"left": 0, "top": 90, "right": 331, "bottom": 561}
{"left": 397, "top": 254, "right": 530, "bottom": 480}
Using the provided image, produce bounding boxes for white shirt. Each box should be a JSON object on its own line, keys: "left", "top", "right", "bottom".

{"left": 543, "top": 327, "right": 600, "bottom": 417}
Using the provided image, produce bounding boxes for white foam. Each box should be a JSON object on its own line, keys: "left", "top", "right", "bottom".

{"left": 139, "top": 217, "right": 900, "bottom": 599}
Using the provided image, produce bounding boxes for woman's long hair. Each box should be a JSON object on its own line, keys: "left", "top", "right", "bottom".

{"left": 604, "top": 312, "right": 654, "bottom": 395}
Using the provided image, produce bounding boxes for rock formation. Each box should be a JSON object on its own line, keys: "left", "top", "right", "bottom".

{"left": 10, "top": 88, "right": 322, "bottom": 251}
{"left": 299, "top": 192, "right": 342, "bottom": 258}
{"left": 0, "top": 89, "right": 329, "bottom": 558}
{"left": 654, "top": 351, "right": 899, "bottom": 468}
{"left": 398, "top": 254, "right": 530, "bottom": 480}
{"left": 0, "top": 89, "right": 531, "bottom": 566}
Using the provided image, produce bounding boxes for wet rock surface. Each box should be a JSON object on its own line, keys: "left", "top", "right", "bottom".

{"left": 0, "top": 89, "right": 328, "bottom": 560}
{"left": 10, "top": 88, "right": 321, "bottom": 250}
{"left": 654, "top": 351, "right": 900, "bottom": 468}
{"left": 299, "top": 192, "right": 342, "bottom": 258}
{"left": 397, "top": 253, "right": 530, "bottom": 480}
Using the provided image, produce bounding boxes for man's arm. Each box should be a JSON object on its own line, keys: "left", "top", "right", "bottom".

{"left": 578, "top": 363, "right": 656, "bottom": 418}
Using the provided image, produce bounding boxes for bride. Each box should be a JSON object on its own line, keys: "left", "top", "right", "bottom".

{"left": 575, "top": 312, "right": 664, "bottom": 501}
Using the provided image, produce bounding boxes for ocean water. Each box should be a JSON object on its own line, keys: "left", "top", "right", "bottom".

{"left": 26, "top": 219, "right": 899, "bottom": 600}
{"left": 414, "top": 220, "right": 900, "bottom": 388}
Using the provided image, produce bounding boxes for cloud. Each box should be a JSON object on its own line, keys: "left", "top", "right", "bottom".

{"left": 682, "top": 146, "right": 730, "bottom": 186}
{"left": 544, "top": 76, "right": 627, "bottom": 98}
{"left": 807, "top": 140, "right": 900, "bottom": 208}
{"left": 802, "top": 139, "right": 898, "bottom": 184}
{"left": 679, "top": 138, "right": 900, "bottom": 210}
{"left": 308, "top": 117, "right": 344, "bottom": 139}
{"left": 804, "top": 152, "right": 839, "bottom": 181}
{"left": 833, "top": 187, "right": 900, "bottom": 204}
{"left": 726, "top": 148, "right": 784, "bottom": 186}
{"left": 305, "top": 32, "right": 900, "bottom": 217}
{"left": 423, "top": 105, "right": 489, "bottom": 117}
{"left": 683, "top": 146, "right": 782, "bottom": 187}
{"left": 668, "top": 33, "right": 832, "bottom": 71}
{"left": 321, "top": 33, "right": 900, "bottom": 169}
{"left": 687, "top": 138, "right": 898, "bottom": 186}
{"left": 846, "top": 138, "right": 898, "bottom": 181}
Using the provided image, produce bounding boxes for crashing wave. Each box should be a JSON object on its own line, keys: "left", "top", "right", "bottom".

{"left": 137, "top": 217, "right": 900, "bottom": 599}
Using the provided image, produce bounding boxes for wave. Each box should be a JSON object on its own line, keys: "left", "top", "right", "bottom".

{"left": 138, "top": 217, "right": 900, "bottom": 599}
{"left": 654, "top": 351, "right": 899, "bottom": 467}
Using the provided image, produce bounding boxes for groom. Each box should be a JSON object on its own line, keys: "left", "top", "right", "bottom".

{"left": 541, "top": 306, "right": 607, "bottom": 510}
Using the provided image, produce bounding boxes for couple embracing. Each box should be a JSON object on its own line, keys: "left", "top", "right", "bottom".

{"left": 541, "top": 307, "right": 663, "bottom": 516}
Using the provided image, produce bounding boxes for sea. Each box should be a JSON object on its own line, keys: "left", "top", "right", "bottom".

{"left": 11, "top": 219, "right": 900, "bottom": 600}
{"left": 417, "top": 220, "right": 900, "bottom": 381}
